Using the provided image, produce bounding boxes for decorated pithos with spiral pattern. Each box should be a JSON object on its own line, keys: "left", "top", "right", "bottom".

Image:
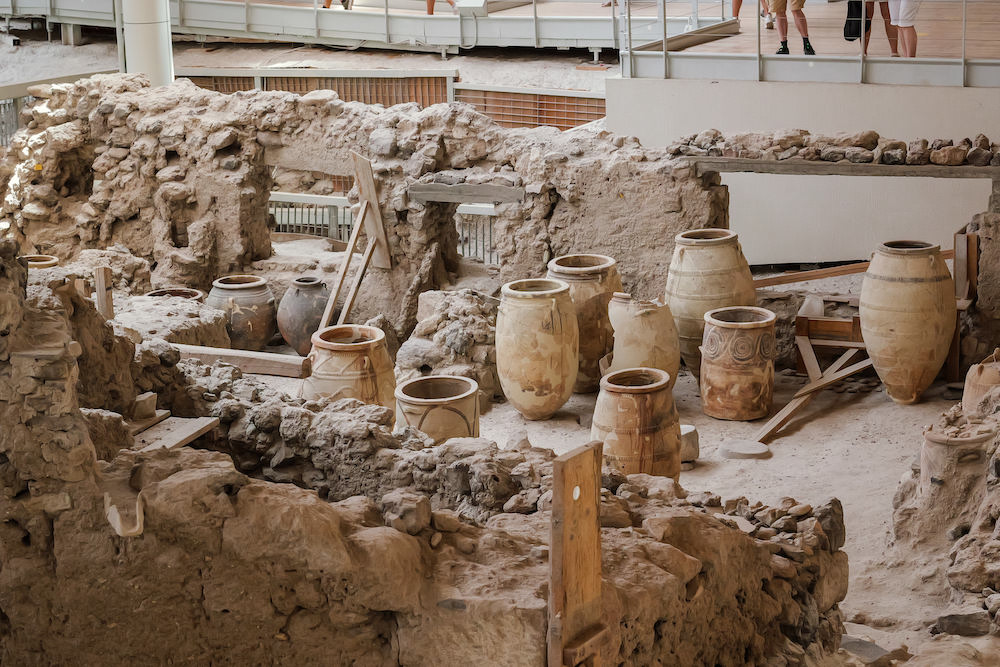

{"left": 699, "top": 306, "right": 777, "bottom": 421}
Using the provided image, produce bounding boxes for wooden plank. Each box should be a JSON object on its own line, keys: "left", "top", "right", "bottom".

{"left": 685, "top": 156, "right": 1000, "bottom": 179}
{"left": 319, "top": 200, "right": 367, "bottom": 331}
{"left": 755, "top": 250, "right": 955, "bottom": 289}
{"left": 756, "top": 349, "right": 860, "bottom": 443}
{"left": 809, "top": 339, "right": 867, "bottom": 349}
{"left": 136, "top": 416, "right": 219, "bottom": 453}
{"left": 799, "top": 317, "right": 856, "bottom": 342}
{"left": 337, "top": 238, "right": 377, "bottom": 325}
{"left": 407, "top": 182, "right": 526, "bottom": 204}
{"left": 548, "top": 441, "right": 605, "bottom": 667}
{"left": 352, "top": 151, "right": 392, "bottom": 270}
{"left": 795, "top": 336, "right": 822, "bottom": 381}
{"left": 792, "top": 359, "right": 875, "bottom": 399}
{"left": 271, "top": 231, "right": 349, "bottom": 251}
{"left": 172, "top": 344, "right": 312, "bottom": 378}
{"left": 93, "top": 266, "right": 114, "bottom": 319}
{"left": 127, "top": 409, "right": 171, "bottom": 436}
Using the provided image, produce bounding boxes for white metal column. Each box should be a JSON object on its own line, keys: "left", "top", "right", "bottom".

{"left": 122, "top": 0, "right": 174, "bottom": 88}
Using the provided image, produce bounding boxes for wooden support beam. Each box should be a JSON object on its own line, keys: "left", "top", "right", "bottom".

{"left": 337, "top": 238, "right": 377, "bottom": 326}
{"left": 756, "top": 250, "right": 955, "bottom": 289}
{"left": 352, "top": 151, "right": 392, "bottom": 269}
{"left": 795, "top": 336, "right": 822, "bottom": 381}
{"left": 684, "top": 156, "right": 1000, "bottom": 179}
{"left": 172, "top": 344, "right": 312, "bottom": 378}
{"left": 756, "top": 348, "right": 860, "bottom": 443}
{"left": 808, "top": 339, "right": 867, "bottom": 349}
{"left": 93, "top": 266, "right": 114, "bottom": 319}
{"left": 319, "top": 199, "right": 367, "bottom": 331}
{"left": 127, "top": 409, "right": 171, "bottom": 436}
{"left": 792, "top": 359, "right": 875, "bottom": 399}
{"left": 135, "top": 416, "right": 219, "bottom": 453}
{"left": 548, "top": 441, "right": 605, "bottom": 667}
{"left": 407, "top": 182, "right": 526, "bottom": 204}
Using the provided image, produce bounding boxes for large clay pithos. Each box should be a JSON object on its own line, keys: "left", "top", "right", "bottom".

{"left": 860, "top": 240, "right": 956, "bottom": 404}
{"left": 301, "top": 325, "right": 396, "bottom": 416}
{"left": 664, "top": 229, "right": 756, "bottom": 379}
{"left": 145, "top": 287, "right": 206, "bottom": 301}
{"left": 591, "top": 367, "right": 680, "bottom": 480}
{"left": 495, "top": 278, "right": 578, "bottom": 420}
{"left": 546, "top": 254, "right": 622, "bottom": 393}
{"left": 607, "top": 292, "right": 680, "bottom": 389}
{"left": 394, "top": 375, "right": 480, "bottom": 444}
{"left": 963, "top": 349, "right": 1000, "bottom": 415}
{"left": 204, "top": 274, "right": 277, "bottom": 351}
{"left": 277, "top": 276, "right": 331, "bottom": 357}
{"left": 699, "top": 306, "right": 776, "bottom": 421}
{"left": 920, "top": 425, "right": 995, "bottom": 516}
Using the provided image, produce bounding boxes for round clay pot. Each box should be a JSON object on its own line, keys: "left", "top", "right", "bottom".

{"left": 496, "top": 278, "right": 578, "bottom": 420}
{"left": 607, "top": 292, "right": 680, "bottom": 389}
{"left": 591, "top": 367, "right": 680, "bottom": 480}
{"left": 395, "top": 375, "right": 480, "bottom": 444}
{"left": 700, "top": 306, "right": 776, "bottom": 421}
{"left": 963, "top": 349, "right": 1000, "bottom": 415}
{"left": 204, "top": 275, "right": 277, "bottom": 351}
{"left": 546, "top": 254, "right": 622, "bottom": 393}
{"left": 145, "top": 287, "right": 206, "bottom": 301}
{"left": 920, "top": 425, "right": 996, "bottom": 511}
{"left": 860, "top": 240, "right": 956, "bottom": 404}
{"left": 664, "top": 229, "right": 756, "bottom": 380}
{"left": 19, "top": 254, "right": 59, "bottom": 269}
{"left": 277, "top": 276, "right": 331, "bottom": 357}
{"left": 301, "top": 324, "right": 396, "bottom": 416}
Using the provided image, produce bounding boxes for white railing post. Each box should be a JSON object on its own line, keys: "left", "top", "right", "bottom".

{"left": 659, "top": 0, "right": 668, "bottom": 79}
{"left": 961, "top": 0, "right": 968, "bottom": 87}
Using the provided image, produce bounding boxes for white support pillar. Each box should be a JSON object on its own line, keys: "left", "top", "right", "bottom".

{"left": 122, "top": 0, "right": 174, "bottom": 88}
{"left": 60, "top": 24, "right": 83, "bottom": 46}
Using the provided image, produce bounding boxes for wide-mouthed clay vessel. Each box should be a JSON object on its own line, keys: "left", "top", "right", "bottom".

{"left": 860, "top": 240, "right": 955, "bottom": 404}
{"left": 495, "top": 278, "right": 578, "bottom": 420}
{"left": 204, "top": 274, "right": 277, "bottom": 351}
{"left": 301, "top": 325, "right": 396, "bottom": 417}
{"left": 606, "top": 292, "right": 680, "bottom": 388}
{"left": 394, "top": 375, "right": 480, "bottom": 444}
{"left": 963, "top": 349, "right": 1000, "bottom": 415}
{"left": 591, "top": 367, "right": 680, "bottom": 480}
{"left": 145, "top": 287, "right": 206, "bottom": 301}
{"left": 546, "top": 254, "right": 622, "bottom": 393}
{"left": 700, "top": 306, "right": 776, "bottom": 421}
{"left": 277, "top": 276, "right": 331, "bottom": 357}
{"left": 664, "top": 229, "right": 755, "bottom": 379}
{"left": 19, "top": 254, "right": 59, "bottom": 269}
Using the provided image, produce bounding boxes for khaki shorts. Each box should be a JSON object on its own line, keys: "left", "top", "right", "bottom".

{"left": 770, "top": 0, "right": 805, "bottom": 12}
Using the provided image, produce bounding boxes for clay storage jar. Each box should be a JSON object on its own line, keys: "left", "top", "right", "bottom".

{"left": 145, "top": 287, "right": 206, "bottom": 301}
{"left": 301, "top": 325, "right": 396, "bottom": 415}
{"left": 590, "top": 367, "right": 681, "bottom": 480}
{"left": 204, "top": 274, "right": 277, "bottom": 351}
{"left": 495, "top": 278, "right": 579, "bottom": 420}
{"left": 963, "top": 349, "right": 1000, "bottom": 415}
{"left": 859, "top": 240, "right": 956, "bottom": 405}
{"left": 19, "top": 254, "right": 59, "bottom": 269}
{"left": 277, "top": 276, "right": 331, "bottom": 357}
{"left": 699, "top": 306, "right": 776, "bottom": 421}
{"left": 394, "top": 375, "right": 480, "bottom": 445}
{"left": 664, "top": 229, "right": 756, "bottom": 380}
{"left": 545, "top": 254, "right": 622, "bottom": 393}
{"left": 920, "top": 425, "right": 996, "bottom": 512}
{"left": 606, "top": 292, "right": 681, "bottom": 389}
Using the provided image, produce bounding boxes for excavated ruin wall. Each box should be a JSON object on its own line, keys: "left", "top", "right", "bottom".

{"left": 0, "top": 238, "right": 850, "bottom": 665}
{"left": 1, "top": 74, "right": 725, "bottom": 335}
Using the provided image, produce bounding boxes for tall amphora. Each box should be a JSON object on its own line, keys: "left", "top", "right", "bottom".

{"left": 496, "top": 279, "right": 578, "bottom": 420}
{"left": 664, "top": 229, "right": 755, "bottom": 380}
{"left": 860, "top": 240, "right": 956, "bottom": 404}
{"left": 606, "top": 292, "right": 681, "bottom": 389}
{"left": 546, "top": 253, "right": 622, "bottom": 393}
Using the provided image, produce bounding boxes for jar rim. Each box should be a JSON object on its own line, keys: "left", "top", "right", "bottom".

{"left": 501, "top": 278, "right": 569, "bottom": 299}
{"left": 878, "top": 240, "right": 940, "bottom": 255}
{"left": 600, "top": 367, "right": 671, "bottom": 393}
{"left": 311, "top": 324, "right": 385, "bottom": 350}
{"left": 547, "top": 254, "right": 617, "bottom": 275}
{"left": 212, "top": 274, "right": 267, "bottom": 290}
{"left": 704, "top": 306, "right": 776, "bottom": 328}
{"left": 395, "top": 375, "right": 479, "bottom": 404}
{"left": 675, "top": 229, "right": 737, "bottom": 246}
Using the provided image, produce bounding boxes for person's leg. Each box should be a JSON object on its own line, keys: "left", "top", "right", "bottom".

{"left": 733, "top": 0, "right": 743, "bottom": 17}
{"left": 899, "top": 0, "right": 919, "bottom": 56}
{"left": 880, "top": 2, "right": 899, "bottom": 55}
{"left": 776, "top": 12, "right": 788, "bottom": 40}
{"left": 898, "top": 26, "right": 916, "bottom": 56}
{"left": 426, "top": 0, "right": 434, "bottom": 13}
{"left": 791, "top": 9, "right": 808, "bottom": 37}
{"left": 864, "top": 2, "right": 874, "bottom": 55}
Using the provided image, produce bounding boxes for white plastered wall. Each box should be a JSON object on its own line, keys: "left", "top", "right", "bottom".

{"left": 605, "top": 78, "right": 1000, "bottom": 265}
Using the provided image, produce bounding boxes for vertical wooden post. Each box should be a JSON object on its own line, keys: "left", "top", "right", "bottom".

{"left": 548, "top": 441, "right": 606, "bottom": 667}
{"left": 94, "top": 267, "right": 114, "bottom": 320}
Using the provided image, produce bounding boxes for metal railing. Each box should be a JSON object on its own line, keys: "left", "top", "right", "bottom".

{"left": 0, "top": 97, "right": 21, "bottom": 146}
{"left": 621, "top": 0, "right": 1000, "bottom": 87}
{"left": 456, "top": 203, "right": 498, "bottom": 265}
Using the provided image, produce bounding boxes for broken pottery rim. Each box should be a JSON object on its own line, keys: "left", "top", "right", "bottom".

{"left": 923, "top": 425, "right": 997, "bottom": 447}
{"left": 501, "top": 278, "right": 569, "bottom": 299}
{"left": 675, "top": 229, "right": 737, "bottom": 246}
{"left": 878, "top": 240, "right": 940, "bottom": 256}
{"left": 291, "top": 276, "right": 324, "bottom": 289}
{"left": 546, "top": 253, "right": 617, "bottom": 278}
{"left": 600, "top": 367, "right": 671, "bottom": 394}
{"left": 211, "top": 274, "right": 268, "bottom": 290}
{"left": 311, "top": 324, "right": 385, "bottom": 351}
{"left": 144, "top": 287, "right": 206, "bottom": 301}
{"left": 704, "top": 306, "right": 776, "bottom": 329}
{"left": 19, "top": 254, "right": 59, "bottom": 268}
{"left": 395, "top": 375, "right": 479, "bottom": 404}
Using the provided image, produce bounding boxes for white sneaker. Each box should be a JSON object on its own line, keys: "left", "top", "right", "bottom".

{"left": 766, "top": 13, "right": 774, "bottom": 29}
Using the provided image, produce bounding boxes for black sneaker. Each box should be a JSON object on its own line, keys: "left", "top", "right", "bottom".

{"left": 776, "top": 43, "right": 790, "bottom": 55}
{"left": 803, "top": 40, "right": 815, "bottom": 55}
